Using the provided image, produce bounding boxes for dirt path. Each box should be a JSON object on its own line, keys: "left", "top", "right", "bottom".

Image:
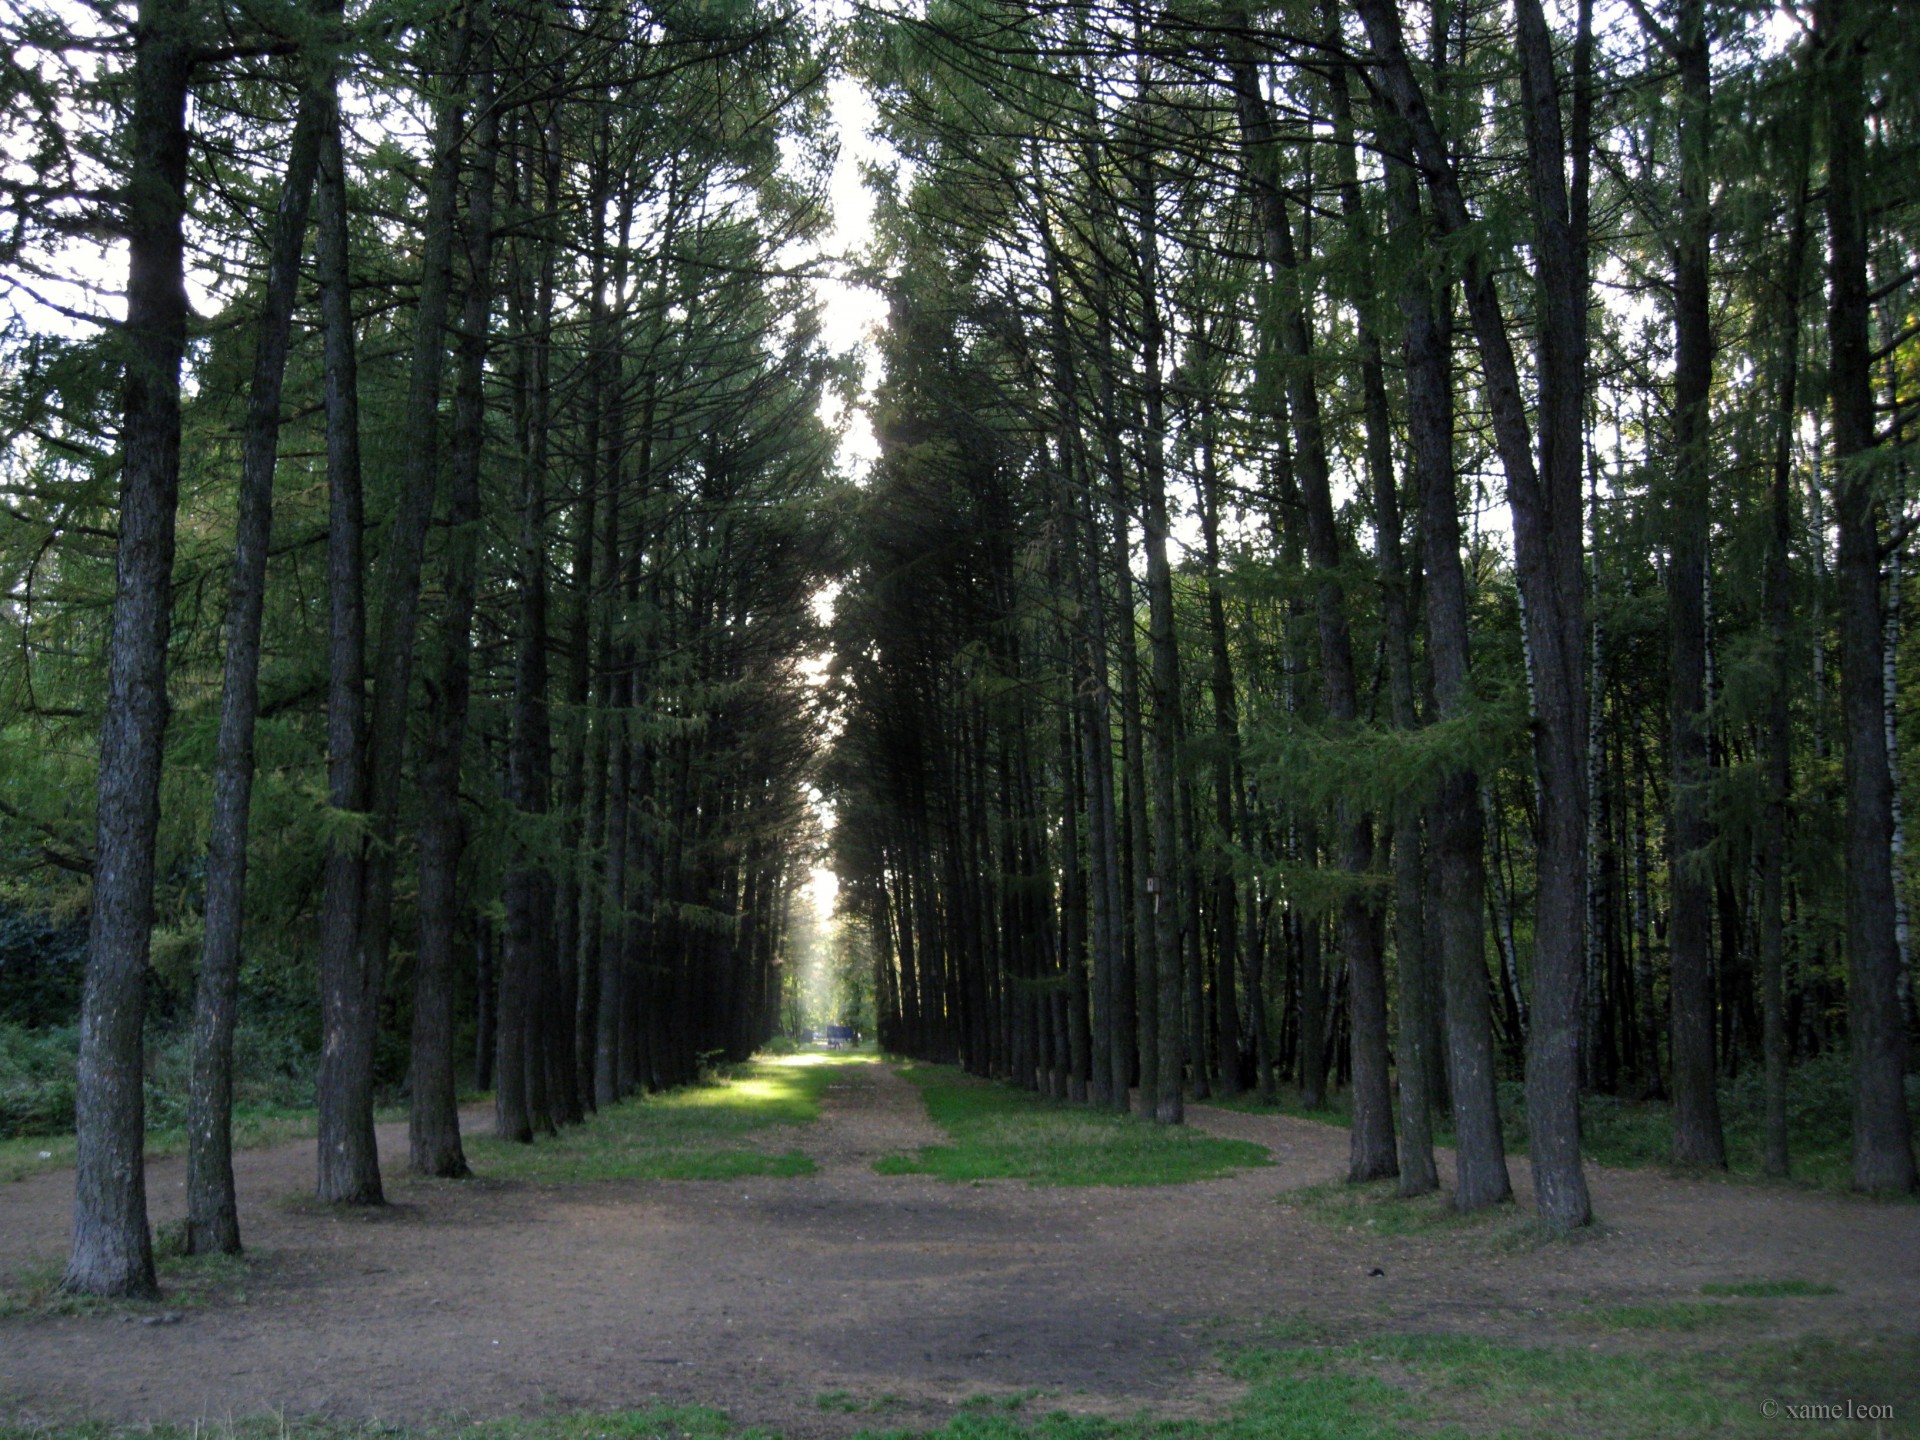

{"left": 2, "top": 1064, "right": 1916, "bottom": 1437}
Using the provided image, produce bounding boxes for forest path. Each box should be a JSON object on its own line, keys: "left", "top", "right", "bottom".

{"left": 2, "top": 1063, "right": 1917, "bottom": 1437}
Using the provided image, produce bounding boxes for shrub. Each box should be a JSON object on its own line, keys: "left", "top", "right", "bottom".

{"left": 0, "top": 1024, "right": 78, "bottom": 1138}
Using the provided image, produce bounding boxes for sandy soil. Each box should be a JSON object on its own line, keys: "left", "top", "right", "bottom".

{"left": 2, "top": 1062, "right": 1915, "bottom": 1436}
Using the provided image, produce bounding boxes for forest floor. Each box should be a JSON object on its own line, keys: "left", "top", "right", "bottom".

{"left": 1, "top": 1060, "right": 1917, "bottom": 1438}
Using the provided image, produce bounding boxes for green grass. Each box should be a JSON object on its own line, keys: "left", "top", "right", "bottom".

{"left": 1280, "top": 1178, "right": 1562, "bottom": 1251}
{"left": 1700, "top": 1278, "right": 1841, "bottom": 1298}
{"left": 1198, "top": 1329, "right": 1920, "bottom": 1440}
{"left": 1210, "top": 1082, "right": 1353, "bottom": 1125}
{"left": 815, "top": 1390, "right": 908, "bottom": 1414}
{"left": 463, "top": 1056, "right": 837, "bottom": 1183}
{"left": 0, "top": 1242, "right": 255, "bottom": 1320}
{"left": 1578, "top": 1299, "right": 1756, "bottom": 1332}
{"left": 873, "top": 1064, "right": 1270, "bottom": 1186}
{"left": 0, "top": 1409, "right": 773, "bottom": 1440}
{"left": 11, "top": 1331, "right": 1908, "bottom": 1440}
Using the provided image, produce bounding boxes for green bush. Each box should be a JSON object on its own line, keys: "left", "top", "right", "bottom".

{"left": 0, "top": 1018, "right": 317, "bottom": 1141}
{"left": 1481, "top": 1049, "right": 1906, "bottom": 1188}
{"left": 0, "top": 905, "right": 87, "bottom": 1027}
{"left": 0, "top": 1024, "right": 78, "bottom": 1138}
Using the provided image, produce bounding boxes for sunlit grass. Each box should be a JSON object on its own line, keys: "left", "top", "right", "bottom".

{"left": 463, "top": 1057, "right": 834, "bottom": 1184}
{"left": 874, "top": 1064, "right": 1270, "bottom": 1186}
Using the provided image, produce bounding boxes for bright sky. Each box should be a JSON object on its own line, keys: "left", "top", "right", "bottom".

{"left": 795, "top": 73, "right": 892, "bottom": 925}
{"left": 808, "top": 73, "right": 889, "bottom": 480}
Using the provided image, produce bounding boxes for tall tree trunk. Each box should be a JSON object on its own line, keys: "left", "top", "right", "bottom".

{"left": 316, "top": 12, "right": 476, "bottom": 1203}
{"left": 185, "top": 84, "right": 325, "bottom": 1256}
{"left": 313, "top": 93, "right": 371, "bottom": 1188}
{"left": 1060, "top": 705, "right": 1091, "bottom": 1102}
{"left": 473, "top": 917, "right": 495, "bottom": 1091}
{"left": 1394, "top": 0, "right": 1502, "bottom": 1211}
{"left": 1820, "top": 0, "right": 1917, "bottom": 1195}
{"left": 1095, "top": 258, "right": 1152, "bottom": 1110}
{"left": 1661, "top": 0, "right": 1727, "bottom": 1169}
{"left": 1329, "top": 60, "right": 1435, "bottom": 1191}
{"left": 1227, "top": 41, "right": 1393, "bottom": 1179}
{"left": 63, "top": 0, "right": 194, "bottom": 1298}
{"left": 1132, "top": 102, "right": 1185, "bottom": 1127}
{"left": 1352, "top": 0, "right": 1592, "bottom": 1224}
{"left": 409, "top": 52, "right": 498, "bottom": 1178}
{"left": 1195, "top": 329, "right": 1243, "bottom": 1100}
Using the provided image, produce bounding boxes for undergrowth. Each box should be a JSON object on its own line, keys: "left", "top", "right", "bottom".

{"left": 1215, "top": 1049, "right": 1917, "bottom": 1197}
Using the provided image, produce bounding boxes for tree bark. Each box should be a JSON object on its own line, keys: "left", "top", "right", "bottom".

{"left": 63, "top": 0, "right": 194, "bottom": 1298}
{"left": 1227, "top": 40, "right": 1393, "bottom": 1179}
{"left": 186, "top": 80, "right": 326, "bottom": 1255}
{"left": 316, "top": 11, "right": 476, "bottom": 1203}
{"left": 409, "top": 50, "right": 498, "bottom": 1178}
{"left": 1820, "top": 0, "right": 1917, "bottom": 1195}
{"left": 1660, "top": 0, "right": 1727, "bottom": 1169}
{"left": 1351, "top": 0, "right": 1591, "bottom": 1224}
{"left": 312, "top": 91, "right": 372, "bottom": 1194}
{"left": 1759, "top": 141, "right": 1811, "bottom": 1178}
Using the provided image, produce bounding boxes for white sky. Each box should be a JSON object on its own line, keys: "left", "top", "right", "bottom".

{"left": 806, "top": 73, "right": 889, "bottom": 481}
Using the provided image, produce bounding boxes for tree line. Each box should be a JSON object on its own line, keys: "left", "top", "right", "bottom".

{"left": 823, "top": 0, "right": 1918, "bottom": 1229}
{"left": 2, "top": 0, "right": 840, "bottom": 1295}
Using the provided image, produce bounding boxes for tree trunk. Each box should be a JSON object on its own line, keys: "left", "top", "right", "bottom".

{"left": 1330, "top": 63, "right": 1435, "bottom": 1192}
{"left": 1662, "top": 0, "right": 1727, "bottom": 1169}
{"left": 1351, "top": 0, "right": 1591, "bottom": 1224}
{"left": 1195, "top": 330, "right": 1243, "bottom": 1100}
{"left": 1132, "top": 111, "right": 1185, "bottom": 1127}
{"left": 409, "top": 51, "right": 498, "bottom": 1178}
{"left": 1227, "top": 43, "right": 1393, "bottom": 1179}
{"left": 1398, "top": 201, "right": 1514, "bottom": 1200}
{"left": 1820, "top": 0, "right": 1917, "bottom": 1195}
{"left": 316, "top": 12, "right": 476, "bottom": 1203}
{"left": 185, "top": 83, "right": 325, "bottom": 1256}
{"left": 63, "top": 0, "right": 194, "bottom": 1298}
{"left": 1759, "top": 144, "right": 1810, "bottom": 1178}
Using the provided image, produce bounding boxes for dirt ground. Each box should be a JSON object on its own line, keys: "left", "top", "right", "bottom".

{"left": 2, "top": 1062, "right": 1916, "bottom": 1437}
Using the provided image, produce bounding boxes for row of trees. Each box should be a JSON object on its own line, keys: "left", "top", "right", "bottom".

{"left": 1, "top": 0, "right": 841, "bottom": 1295}
{"left": 825, "top": 0, "right": 1918, "bottom": 1227}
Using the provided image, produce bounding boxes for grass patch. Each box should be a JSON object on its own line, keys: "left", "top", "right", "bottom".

{"left": 0, "top": 1409, "right": 769, "bottom": 1440}
{"left": 3, "top": 1333, "right": 1913, "bottom": 1439}
{"left": 875, "top": 1064, "right": 1269, "bottom": 1187}
{"left": 1210, "top": 1083, "right": 1353, "bottom": 1126}
{"left": 1207, "top": 1329, "right": 1920, "bottom": 1439}
{"left": 1701, "top": 1278, "right": 1841, "bottom": 1298}
{"left": 815, "top": 1390, "right": 907, "bottom": 1415}
{"left": 0, "top": 1243, "right": 254, "bottom": 1320}
{"left": 1280, "top": 1179, "right": 1556, "bottom": 1249}
{"left": 463, "top": 1056, "right": 834, "bottom": 1184}
{"left": 1579, "top": 1299, "right": 1754, "bottom": 1332}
